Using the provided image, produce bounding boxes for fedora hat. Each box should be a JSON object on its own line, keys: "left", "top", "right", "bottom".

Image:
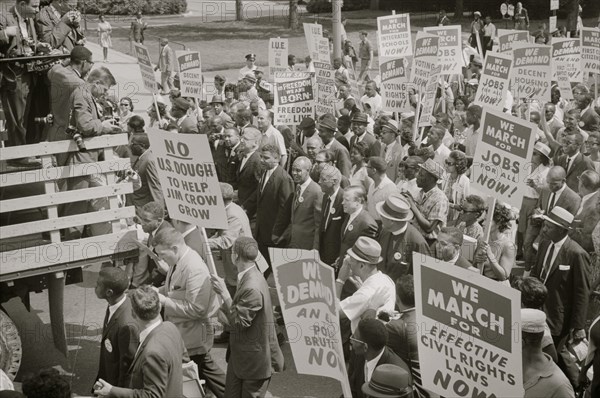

{"left": 347, "top": 236, "right": 383, "bottom": 265}
{"left": 380, "top": 122, "right": 398, "bottom": 135}
{"left": 243, "top": 72, "right": 257, "bottom": 83}
{"left": 361, "top": 364, "right": 413, "bottom": 398}
{"left": 210, "top": 95, "right": 224, "bottom": 104}
{"left": 377, "top": 194, "right": 413, "bottom": 222}
{"left": 319, "top": 114, "right": 337, "bottom": 132}
{"left": 419, "top": 158, "right": 445, "bottom": 180}
{"left": 351, "top": 112, "right": 369, "bottom": 124}
{"left": 541, "top": 206, "right": 574, "bottom": 230}
{"left": 533, "top": 142, "right": 551, "bottom": 159}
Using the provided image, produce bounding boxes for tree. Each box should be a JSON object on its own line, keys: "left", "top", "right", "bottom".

{"left": 565, "top": 0, "right": 579, "bottom": 34}
{"left": 454, "top": 0, "right": 464, "bottom": 22}
{"left": 236, "top": 0, "right": 243, "bottom": 21}
{"left": 289, "top": 0, "right": 298, "bottom": 29}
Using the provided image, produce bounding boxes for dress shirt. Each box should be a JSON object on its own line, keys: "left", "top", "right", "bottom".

{"left": 324, "top": 187, "right": 340, "bottom": 228}
{"left": 577, "top": 191, "right": 596, "bottom": 215}
{"left": 432, "top": 144, "right": 451, "bottom": 167}
{"left": 547, "top": 184, "right": 566, "bottom": 211}
{"left": 261, "top": 167, "right": 276, "bottom": 191}
{"left": 239, "top": 150, "right": 256, "bottom": 171}
{"left": 397, "top": 179, "right": 421, "bottom": 202}
{"left": 367, "top": 176, "right": 398, "bottom": 221}
{"left": 107, "top": 295, "right": 127, "bottom": 323}
{"left": 135, "top": 319, "right": 162, "bottom": 356}
{"left": 297, "top": 178, "right": 311, "bottom": 198}
{"left": 365, "top": 349, "right": 385, "bottom": 382}
{"left": 344, "top": 207, "right": 362, "bottom": 234}
{"left": 483, "top": 23, "right": 496, "bottom": 37}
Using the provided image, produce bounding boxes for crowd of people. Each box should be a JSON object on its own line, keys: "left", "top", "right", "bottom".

{"left": 1, "top": 1, "right": 600, "bottom": 398}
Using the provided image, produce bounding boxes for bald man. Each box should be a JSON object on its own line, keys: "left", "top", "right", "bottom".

{"left": 524, "top": 166, "right": 581, "bottom": 270}
{"left": 276, "top": 157, "right": 323, "bottom": 249}
{"left": 256, "top": 109, "right": 287, "bottom": 167}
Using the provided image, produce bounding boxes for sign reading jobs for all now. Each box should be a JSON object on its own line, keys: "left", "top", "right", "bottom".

{"left": 414, "top": 254, "right": 524, "bottom": 398}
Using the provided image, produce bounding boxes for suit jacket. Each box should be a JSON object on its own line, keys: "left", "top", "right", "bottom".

{"left": 159, "top": 247, "right": 219, "bottom": 356}
{"left": 0, "top": 9, "right": 37, "bottom": 84}
{"left": 555, "top": 153, "right": 595, "bottom": 193}
{"left": 379, "top": 224, "right": 431, "bottom": 282}
{"left": 569, "top": 191, "right": 600, "bottom": 252}
{"left": 158, "top": 44, "right": 175, "bottom": 72}
{"left": 36, "top": 5, "right": 80, "bottom": 51}
{"left": 335, "top": 132, "right": 351, "bottom": 152}
{"left": 348, "top": 347, "right": 410, "bottom": 398}
{"left": 339, "top": 209, "right": 378, "bottom": 260}
{"left": 532, "top": 237, "right": 591, "bottom": 337}
{"left": 182, "top": 226, "right": 210, "bottom": 266}
{"left": 225, "top": 267, "right": 284, "bottom": 380}
{"left": 327, "top": 138, "right": 352, "bottom": 177}
{"left": 96, "top": 297, "right": 138, "bottom": 388}
{"left": 69, "top": 83, "right": 105, "bottom": 165}
{"left": 280, "top": 180, "right": 323, "bottom": 250}
{"left": 430, "top": 243, "right": 473, "bottom": 270}
{"left": 536, "top": 185, "right": 581, "bottom": 216}
{"left": 246, "top": 166, "right": 294, "bottom": 246}
{"left": 319, "top": 188, "right": 345, "bottom": 265}
{"left": 238, "top": 151, "right": 262, "bottom": 208}
{"left": 131, "top": 150, "right": 164, "bottom": 210}
{"left": 380, "top": 141, "right": 404, "bottom": 182}
{"left": 581, "top": 106, "right": 600, "bottom": 132}
{"left": 178, "top": 115, "right": 199, "bottom": 134}
{"left": 214, "top": 144, "right": 240, "bottom": 189}
{"left": 350, "top": 132, "right": 381, "bottom": 158}
{"left": 129, "top": 19, "right": 147, "bottom": 42}
{"left": 111, "top": 321, "right": 186, "bottom": 398}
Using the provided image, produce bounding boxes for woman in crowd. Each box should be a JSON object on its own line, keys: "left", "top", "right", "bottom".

{"left": 455, "top": 194, "right": 486, "bottom": 240}
{"left": 118, "top": 97, "right": 135, "bottom": 131}
{"left": 97, "top": 14, "right": 112, "bottom": 63}
{"left": 475, "top": 203, "right": 517, "bottom": 283}
{"left": 443, "top": 150, "right": 470, "bottom": 223}
{"left": 349, "top": 141, "right": 371, "bottom": 191}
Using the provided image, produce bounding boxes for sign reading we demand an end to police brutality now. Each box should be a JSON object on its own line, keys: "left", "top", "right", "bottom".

{"left": 147, "top": 129, "right": 227, "bottom": 229}
{"left": 270, "top": 249, "right": 352, "bottom": 397}
{"left": 414, "top": 253, "right": 523, "bottom": 398}
{"left": 472, "top": 108, "right": 535, "bottom": 209}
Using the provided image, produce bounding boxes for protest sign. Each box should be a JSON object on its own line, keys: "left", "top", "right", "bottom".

{"left": 147, "top": 129, "right": 227, "bottom": 229}
{"left": 474, "top": 52, "right": 512, "bottom": 110}
{"left": 556, "top": 64, "right": 574, "bottom": 101}
{"left": 133, "top": 43, "right": 158, "bottom": 93}
{"left": 176, "top": 51, "right": 202, "bottom": 98}
{"left": 379, "top": 58, "right": 411, "bottom": 113}
{"left": 377, "top": 13, "right": 412, "bottom": 58}
{"left": 549, "top": 16, "right": 557, "bottom": 34}
{"left": 418, "top": 65, "right": 441, "bottom": 127}
{"left": 316, "top": 37, "right": 331, "bottom": 63}
{"left": 550, "top": 0, "right": 559, "bottom": 10}
{"left": 304, "top": 23, "right": 323, "bottom": 62}
{"left": 581, "top": 28, "right": 600, "bottom": 76}
{"left": 423, "top": 25, "right": 463, "bottom": 75}
{"left": 512, "top": 42, "right": 552, "bottom": 103}
{"left": 274, "top": 72, "right": 314, "bottom": 125}
{"left": 414, "top": 253, "right": 523, "bottom": 398}
{"left": 551, "top": 38, "right": 582, "bottom": 82}
{"left": 346, "top": 62, "right": 362, "bottom": 108}
{"left": 411, "top": 32, "right": 439, "bottom": 94}
{"left": 269, "top": 38, "right": 289, "bottom": 80}
{"left": 271, "top": 249, "right": 351, "bottom": 397}
{"left": 471, "top": 108, "right": 536, "bottom": 208}
{"left": 497, "top": 30, "right": 529, "bottom": 53}
{"left": 314, "top": 61, "right": 336, "bottom": 116}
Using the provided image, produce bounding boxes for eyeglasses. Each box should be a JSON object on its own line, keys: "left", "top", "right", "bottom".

{"left": 120, "top": 103, "right": 130, "bottom": 107}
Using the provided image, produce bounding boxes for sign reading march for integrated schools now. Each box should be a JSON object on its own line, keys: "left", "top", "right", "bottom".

{"left": 472, "top": 108, "right": 535, "bottom": 209}
{"left": 414, "top": 254, "right": 523, "bottom": 398}
{"left": 377, "top": 13, "right": 412, "bottom": 58}
{"left": 147, "top": 129, "right": 227, "bottom": 229}
{"left": 176, "top": 51, "right": 202, "bottom": 98}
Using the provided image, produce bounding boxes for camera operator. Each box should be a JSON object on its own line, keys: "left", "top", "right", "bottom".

{"left": 60, "top": 66, "right": 122, "bottom": 240}
{"left": 37, "top": 0, "right": 85, "bottom": 51}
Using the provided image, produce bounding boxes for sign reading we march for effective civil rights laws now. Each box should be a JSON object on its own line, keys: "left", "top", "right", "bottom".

{"left": 133, "top": 43, "right": 158, "bottom": 93}
{"left": 147, "top": 129, "right": 227, "bottom": 229}
{"left": 176, "top": 51, "right": 202, "bottom": 98}
{"left": 270, "top": 249, "right": 351, "bottom": 396}
{"left": 414, "top": 254, "right": 523, "bottom": 398}
{"left": 471, "top": 108, "right": 536, "bottom": 209}
{"left": 274, "top": 72, "right": 314, "bottom": 126}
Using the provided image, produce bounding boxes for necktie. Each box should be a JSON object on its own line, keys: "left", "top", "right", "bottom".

{"left": 565, "top": 157, "right": 571, "bottom": 174}
{"left": 260, "top": 171, "right": 267, "bottom": 193}
{"left": 103, "top": 306, "right": 110, "bottom": 328}
{"left": 295, "top": 185, "right": 302, "bottom": 205}
{"left": 540, "top": 243, "right": 555, "bottom": 283}
{"left": 323, "top": 196, "right": 332, "bottom": 229}
{"left": 548, "top": 192, "right": 556, "bottom": 211}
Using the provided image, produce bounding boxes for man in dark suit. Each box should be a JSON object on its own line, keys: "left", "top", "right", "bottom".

{"left": 555, "top": 131, "right": 595, "bottom": 193}
{"left": 237, "top": 127, "right": 262, "bottom": 208}
{"left": 570, "top": 170, "right": 600, "bottom": 252}
{"left": 277, "top": 156, "right": 323, "bottom": 249}
{"left": 134, "top": 201, "right": 171, "bottom": 287}
{"left": 170, "top": 97, "right": 199, "bottom": 134}
{"left": 349, "top": 112, "right": 380, "bottom": 157}
{"left": 129, "top": 133, "right": 164, "bottom": 210}
{"left": 244, "top": 144, "right": 294, "bottom": 268}
{"left": 210, "top": 237, "right": 284, "bottom": 397}
{"left": 129, "top": 12, "right": 147, "bottom": 44}
{"left": 93, "top": 286, "right": 188, "bottom": 398}
{"left": 215, "top": 127, "right": 241, "bottom": 189}
{"left": 318, "top": 113, "right": 352, "bottom": 177}
{"left": 318, "top": 165, "right": 345, "bottom": 266}
{"left": 94, "top": 267, "right": 138, "bottom": 389}
{"left": 348, "top": 318, "right": 411, "bottom": 398}
{"left": 339, "top": 185, "right": 378, "bottom": 264}
{"left": 531, "top": 206, "right": 591, "bottom": 386}
{"left": 376, "top": 194, "right": 430, "bottom": 281}
{"left": 432, "top": 227, "right": 475, "bottom": 271}
{"left": 36, "top": 0, "right": 83, "bottom": 51}
{"left": 524, "top": 166, "right": 581, "bottom": 271}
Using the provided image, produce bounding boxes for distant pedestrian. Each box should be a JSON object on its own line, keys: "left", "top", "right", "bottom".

{"left": 357, "top": 31, "right": 373, "bottom": 82}
{"left": 155, "top": 38, "right": 175, "bottom": 94}
{"left": 129, "top": 12, "right": 148, "bottom": 44}
{"left": 436, "top": 9, "right": 450, "bottom": 26}
{"left": 513, "top": 2, "right": 529, "bottom": 31}
{"left": 97, "top": 14, "right": 112, "bottom": 62}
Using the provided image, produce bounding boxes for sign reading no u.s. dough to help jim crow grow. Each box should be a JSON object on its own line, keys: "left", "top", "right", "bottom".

{"left": 147, "top": 128, "right": 227, "bottom": 229}
{"left": 471, "top": 108, "right": 535, "bottom": 209}
{"left": 414, "top": 253, "right": 523, "bottom": 398}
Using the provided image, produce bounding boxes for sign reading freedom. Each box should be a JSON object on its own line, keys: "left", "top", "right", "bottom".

{"left": 147, "top": 129, "right": 227, "bottom": 229}
{"left": 414, "top": 254, "right": 523, "bottom": 398}
{"left": 274, "top": 73, "right": 314, "bottom": 126}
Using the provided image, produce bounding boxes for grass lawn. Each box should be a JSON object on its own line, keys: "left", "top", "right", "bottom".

{"left": 90, "top": 10, "right": 598, "bottom": 72}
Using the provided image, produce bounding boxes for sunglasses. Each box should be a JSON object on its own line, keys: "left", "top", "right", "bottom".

{"left": 445, "top": 160, "right": 456, "bottom": 166}
{"left": 120, "top": 103, "right": 130, "bottom": 107}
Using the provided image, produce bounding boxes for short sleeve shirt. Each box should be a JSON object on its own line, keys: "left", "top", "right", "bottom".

{"left": 358, "top": 39, "right": 373, "bottom": 60}
{"left": 417, "top": 186, "right": 449, "bottom": 240}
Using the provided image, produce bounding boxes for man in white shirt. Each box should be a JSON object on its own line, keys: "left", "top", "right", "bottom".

{"left": 335, "top": 84, "right": 354, "bottom": 117}
{"left": 238, "top": 53, "right": 257, "bottom": 81}
{"left": 482, "top": 16, "right": 496, "bottom": 55}
{"left": 360, "top": 81, "right": 382, "bottom": 119}
{"left": 256, "top": 109, "right": 287, "bottom": 167}
{"left": 427, "top": 126, "right": 451, "bottom": 167}
{"left": 366, "top": 157, "right": 399, "bottom": 224}
{"left": 334, "top": 57, "right": 350, "bottom": 89}
{"left": 396, "top": 156, "right": 423, "bottom": 200}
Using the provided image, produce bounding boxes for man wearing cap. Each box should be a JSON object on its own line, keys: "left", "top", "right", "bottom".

{"left": 521, "top": 308, "right": 575, "bottom": 397}
{"left": 403, "top": 159, "right": 449, "bottom": 245}
{"left": 155, "top": 38, "right": 174, "bottom": 94}
{"left": 238, "top": 53, "right": 257, "bottom": 81}
{"left": 377, "top": 195, "right": 429, "bottom": 281}
{"left": 210, "top": 95, "right": 232, "bottom": 125}
{"left": 256, "top": 109, "right": 287, "bottom": 167}
{"left": 379, "top": 122, "right": 403, "bottom": 182}
{"left": 336, "top": 237, "right": 396, "bottom": 334}
{"left": 318, "top": 165, "right": 346, "bottom": 266}
{"left": 362, "top": 364, "right": 414, "bottom": 398}
{"left": 532, "top": 206, "right": 591, "bottom": 386}
{"left": 239, "top": 72, "right": 266, "bottom": 110}
{"left": 170, "top": 97, "right": 199, "bottom": 134}
{"left": 360, "top": 82, "right": 382, "bottom": 119}
{"left": 350, "top": 113, "right": 380, "bottom": 158}
{"left": 237, "top": 127, "right": 262, "bottom": 208}
{"left": 318, "top": 113, "right": 352, "bottom": 177}
{"left": 357, "top": 31, "right": 373, "bottom": 82}
{"left": 276, "top": 156, "right": 323, "bottom": 250}
{"left": 366, "top": 157, "right": 399, "bottom": 224}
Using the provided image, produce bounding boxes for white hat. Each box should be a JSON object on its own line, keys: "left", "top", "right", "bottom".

{"left": 521, "top": 309, "right": 546, "bottom": 333}
{"left": 541, "top": 206, "right": 574, "bottom": 230}
{"left": 533, "top": 142, "right": 551, "bottom": 159}
{"left": 474, "top": 11, "right": 482, "bottom": 16}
